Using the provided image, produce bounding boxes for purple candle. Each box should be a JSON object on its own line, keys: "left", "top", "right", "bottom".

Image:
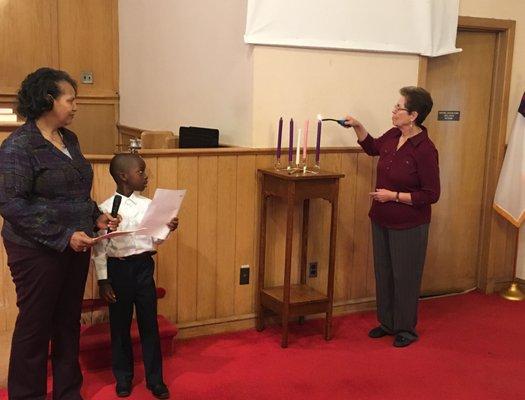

{"left": 276, "top": 117, "right": 283, "bottom": 160}
{"left": 315, "top": 118, "right": 322, "bottom": 163}
{"left": 288, "top": 118, "right": 294, "bottom": 163}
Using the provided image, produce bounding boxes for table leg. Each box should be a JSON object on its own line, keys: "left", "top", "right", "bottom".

{"left": 282, "top": 190, "right": 294, "bottom": 348}
{"left": 298, "top": 199, "right": 310, "bottom": 325}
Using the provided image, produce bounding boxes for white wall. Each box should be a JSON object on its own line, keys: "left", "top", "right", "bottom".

{"left": 251, "top": 47, "right": 419, "bottom": 148}
{"left": 119, "top": 0, "right": 253, "bottom": 146}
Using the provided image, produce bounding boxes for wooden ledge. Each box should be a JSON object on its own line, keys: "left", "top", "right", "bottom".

{"left": 86, "top": 146, "right": 364, "bottom": 161}
{"left": 119, "top": 147, "right": 363, "bottom": 157}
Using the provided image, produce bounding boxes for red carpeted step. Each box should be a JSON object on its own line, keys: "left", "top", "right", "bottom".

{"left": 79, "top": 315, "right": 177, "bottom": 371}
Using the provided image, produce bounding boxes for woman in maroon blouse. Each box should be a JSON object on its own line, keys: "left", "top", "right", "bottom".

{"left": 344, "top": 86, "right": 440, "bottom": 347}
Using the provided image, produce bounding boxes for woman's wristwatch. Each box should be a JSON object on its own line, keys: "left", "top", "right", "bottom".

{"left": 395, "top": 192, "right": 400, "bottom": 202}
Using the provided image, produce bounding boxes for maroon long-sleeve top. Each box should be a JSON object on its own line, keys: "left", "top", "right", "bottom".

{"left": 358, "top": 126, "right": 440, "bottom": 229}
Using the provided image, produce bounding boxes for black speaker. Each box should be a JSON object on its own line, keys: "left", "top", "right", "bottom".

{"left": 179, "top": 126, "right": 219, "bottom": 148}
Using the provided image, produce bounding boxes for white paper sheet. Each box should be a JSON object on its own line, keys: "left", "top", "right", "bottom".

{"left": 92, "top": 228, "right": 146, "bottom": 243}
{"left": 137, "top": 188, "right": 186, "bottom": 240}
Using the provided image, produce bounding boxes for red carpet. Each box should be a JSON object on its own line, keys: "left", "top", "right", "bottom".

{"left": 1, "top": 291, "right": 524, "bottom": 399}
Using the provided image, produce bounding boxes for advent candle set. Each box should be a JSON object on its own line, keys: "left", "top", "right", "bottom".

{"left": 275, "top": 116, "right": 322, "bottom": 173}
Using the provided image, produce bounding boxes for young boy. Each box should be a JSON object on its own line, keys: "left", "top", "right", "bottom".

{"left": 93, "top": 153, "right": 178, "bottom": 399}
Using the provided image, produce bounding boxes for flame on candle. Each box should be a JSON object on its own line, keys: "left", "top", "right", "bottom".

{"left": 317, "top": 114, "right": 323, "bottom": 121}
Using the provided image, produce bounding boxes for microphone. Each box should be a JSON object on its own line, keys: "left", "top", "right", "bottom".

{"left": 108, "top": 194, "right": 122, "bottom": 233}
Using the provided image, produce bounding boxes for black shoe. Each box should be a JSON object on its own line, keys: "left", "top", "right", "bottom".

{"left": 116, "top": 381, "right": 132, "bottom": 397}
{"left": 393, "top": 333, "right": 418, "bottom": 348}
{"left": 368, "top": 326, "right": 390, "bottom": 338}
{"left": 147, "top": 383, "right": 170, "bottom": 399}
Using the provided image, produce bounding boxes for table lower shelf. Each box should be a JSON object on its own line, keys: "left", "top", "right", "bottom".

{"left": 260, "top": 284, "right": 330, "bottom": 317}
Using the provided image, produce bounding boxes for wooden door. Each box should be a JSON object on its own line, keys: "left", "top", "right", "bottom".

{"left": 422, "top": 30, "right": 497, "bottom": 293}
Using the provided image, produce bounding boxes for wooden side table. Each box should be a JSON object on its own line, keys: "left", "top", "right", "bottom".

{"left": 256, "top": 168, "right": 344, "bottom": 347}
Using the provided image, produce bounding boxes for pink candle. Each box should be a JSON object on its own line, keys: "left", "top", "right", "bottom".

{"left": 302, "top": 120, "right": 309, "bottom": 161}
{"left": 276, "top": 117, "right": 283, "bottom": 160}
{"left": 315, "top": 118, "right": 322, "bottom": 163}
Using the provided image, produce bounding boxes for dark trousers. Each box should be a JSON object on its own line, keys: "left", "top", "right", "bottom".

{"left": 4, "top": 240, "right": 90, "bottom": 400}
{"left": 107, "top": 254, "right": 163, "bottom": 387}
{"left": 371, "top": 222, "right": 429, "bottom": 336}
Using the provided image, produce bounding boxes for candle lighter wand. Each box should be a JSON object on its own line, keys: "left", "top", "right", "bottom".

{"left": 322, "top": 118, "right": 347, "bottom": 127}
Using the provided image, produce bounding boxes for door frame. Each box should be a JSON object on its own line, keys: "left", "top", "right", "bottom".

{"left": 417, "top": 16, "right": 516, "bottom": 293}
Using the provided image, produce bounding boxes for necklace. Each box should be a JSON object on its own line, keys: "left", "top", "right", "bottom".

{"left": 41, "top": 128, "right": 65, "bottom": 149}
{"left": 35, "top": 120, "right": 67, "bottom": 150}
{"left": 46, "top": 131, "right": 66, "bottom": 149}
{"left": 55, "top": 131, "right": 66, "bottom": 149}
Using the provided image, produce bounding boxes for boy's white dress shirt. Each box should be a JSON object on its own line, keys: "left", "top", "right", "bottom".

{"left": 92, "top": 192, "right": 161, "bottom": 280}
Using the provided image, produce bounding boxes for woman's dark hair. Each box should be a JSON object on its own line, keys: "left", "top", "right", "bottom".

{"left": 16, "top": 67, "right": 77, "bottom": 120}
{"left": 400, "top": 86, "right": 433, "bottom": 126}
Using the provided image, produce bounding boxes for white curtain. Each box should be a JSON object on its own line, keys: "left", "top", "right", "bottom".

{"left": 244, "top": 0, "right": 460, "bottom": 57}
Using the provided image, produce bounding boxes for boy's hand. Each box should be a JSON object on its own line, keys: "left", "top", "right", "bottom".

{"left": 96, "top": 213, "right": 121, "bottom": 231}
{"left": 99, "top": 281, "right": 117, "bottom": 303}
{"left": 167, "top": 217, "right": 179, "bottom": 231}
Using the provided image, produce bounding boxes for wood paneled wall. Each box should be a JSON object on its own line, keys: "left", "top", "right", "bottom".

{"left": 0, "top": 148, "right": 516, "bottom": 337}
{"left": 0, "top": 0, "right": 118, "bottom": 154}
{"left": 83, "top": 150, "right": 380, "bottom": 338}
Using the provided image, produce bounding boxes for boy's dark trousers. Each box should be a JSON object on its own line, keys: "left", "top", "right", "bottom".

{"left": 107, "top": 253, "right": 163, "bottom": 387}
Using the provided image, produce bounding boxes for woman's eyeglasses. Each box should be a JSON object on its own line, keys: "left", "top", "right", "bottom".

{"left": 393, "top": 104, "right": 409, "bottom": 113}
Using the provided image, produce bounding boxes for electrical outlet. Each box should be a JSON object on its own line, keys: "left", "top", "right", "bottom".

{"left": 81, "top": 71, "right": 93, "bottom": 84}
{"left": 240, "top": 265, "right": 250, "bottom": 285}
{"left": 308, "top": 261, "right": 318, "bottom": 278}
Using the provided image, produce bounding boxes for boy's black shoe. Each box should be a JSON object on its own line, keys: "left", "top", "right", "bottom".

{"left": 116, "top": 381, "right": 132, "bottom": 397}
{"left": 147, "top": 383, "right": 170, "bottom": 399}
